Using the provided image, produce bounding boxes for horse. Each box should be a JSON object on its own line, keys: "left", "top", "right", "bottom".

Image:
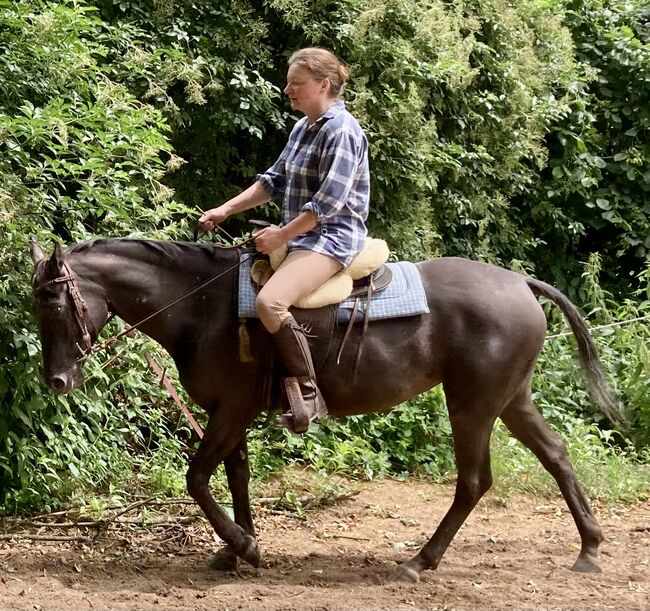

{"left": 29, "top": 237, "right": 621, "bottom": 583}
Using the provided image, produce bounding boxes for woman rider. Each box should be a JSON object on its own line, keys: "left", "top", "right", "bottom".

{"left": 199, "top": 47, "right": 370, "bottom": 433}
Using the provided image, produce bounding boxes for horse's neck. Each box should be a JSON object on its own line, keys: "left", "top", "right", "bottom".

{"left": 71, "top": 240, "right": 237, "bottom": 353}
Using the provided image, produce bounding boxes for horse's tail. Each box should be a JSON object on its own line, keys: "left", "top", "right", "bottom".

{"left": 526, "top": 278, "right": 626, "bottom": 427}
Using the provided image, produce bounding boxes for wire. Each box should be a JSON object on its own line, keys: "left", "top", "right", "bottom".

{"left": 546, "top": 313, "right": 650, "bottom": 339}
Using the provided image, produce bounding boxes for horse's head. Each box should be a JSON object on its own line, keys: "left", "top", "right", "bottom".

{"left": 30, "top": 240, "right": 109, "bottom": 393}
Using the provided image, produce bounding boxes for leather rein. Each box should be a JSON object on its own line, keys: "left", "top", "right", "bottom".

{"left": 34, "top": 240, "right": 256, "bottom": 364}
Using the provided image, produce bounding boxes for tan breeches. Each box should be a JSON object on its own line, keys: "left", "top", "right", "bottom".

{"left": 256, "top": 249, "right": 342, "bottom": 333}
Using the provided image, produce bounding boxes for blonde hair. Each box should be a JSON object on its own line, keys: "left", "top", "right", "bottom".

{"left": 288, "top": 47, "right": 350, "bottom": 97}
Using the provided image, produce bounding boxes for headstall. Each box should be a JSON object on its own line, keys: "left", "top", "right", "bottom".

{"left": 34, "top": 262, "right": 93, "bottom": 359}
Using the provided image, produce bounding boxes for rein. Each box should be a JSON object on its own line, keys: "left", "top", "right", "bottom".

{"left": 35, "top": 240, "right": 256, "bottom": 363}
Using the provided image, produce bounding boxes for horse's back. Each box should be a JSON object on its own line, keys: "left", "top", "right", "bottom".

{"left": 417, "top": 256, "right": 526, "bottom": 289}
{"left": 417, "top": 257, "right": 541, "bottom": 312}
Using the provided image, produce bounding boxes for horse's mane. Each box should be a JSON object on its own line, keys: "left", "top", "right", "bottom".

{"left": 66, "top": 238, "right": 229, "bottom": 265}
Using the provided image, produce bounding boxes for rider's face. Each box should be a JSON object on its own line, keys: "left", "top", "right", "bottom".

{"left": 283, "top": 64, "right": 330, "bottom": 118}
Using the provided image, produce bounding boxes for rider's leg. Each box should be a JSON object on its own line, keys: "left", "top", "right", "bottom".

{"left": 256, "top": 249, "right": 342, "bottom": 432}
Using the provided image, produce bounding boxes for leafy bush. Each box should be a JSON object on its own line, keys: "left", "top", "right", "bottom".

{"left": 247, "top": 387, "right": 454, "bottom": 481}
{"left": 0, "top": 0, "right": 647, "bottom": 512}
{"left": 0, "top": 1, "right": 195, "bottom": 512}
{"left": 491, "top": 420, "right": 649, "bottom": 503}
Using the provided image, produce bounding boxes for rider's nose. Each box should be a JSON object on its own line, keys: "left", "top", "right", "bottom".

{"left": 50, "top": 374, "right": 68, "bottom": 393}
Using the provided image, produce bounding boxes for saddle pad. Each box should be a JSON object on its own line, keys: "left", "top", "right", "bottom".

{"left": 238, "top": 253, "right": 430, "bottom": 322}
{"left": 336, "top": 260, "right": 430, "bottom": 322}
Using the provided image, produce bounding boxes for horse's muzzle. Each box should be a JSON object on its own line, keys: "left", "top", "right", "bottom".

{"left": 48, "top": 369, "right": 81, "bottom": 394}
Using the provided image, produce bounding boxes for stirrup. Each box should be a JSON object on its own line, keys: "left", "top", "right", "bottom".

{"left": 275, "top": 377, "right": 326, "bottom": 434}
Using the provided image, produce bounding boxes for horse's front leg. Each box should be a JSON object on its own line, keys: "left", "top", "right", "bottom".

{"left": 186, "top": 416, "right": 262, "bottom": 569}
{"left": 210, "top": 434, "right": 256, "bottom": 571}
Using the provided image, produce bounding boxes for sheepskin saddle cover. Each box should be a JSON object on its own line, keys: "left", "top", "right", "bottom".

{"left": 250, "top": 237, "right": 390, "bottom": 309}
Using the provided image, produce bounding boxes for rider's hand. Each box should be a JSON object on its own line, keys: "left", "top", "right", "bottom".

{"left": 199, "top": 205, "right": 230, "bottom": 231}
{"left": 254, "top": 226, "right": 287, "bottom": 255}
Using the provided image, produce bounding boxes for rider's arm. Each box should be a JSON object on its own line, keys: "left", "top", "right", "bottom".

{"left": 279, "top": 210, "right": 317, "bottom": 240}
{"left": 199, "top": 181, "right": 271, "bottom": 229}
{"left": 222, "top": 181, "right": 271, "bottom": 215}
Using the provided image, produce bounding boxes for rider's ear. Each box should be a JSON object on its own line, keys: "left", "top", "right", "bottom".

{"left": 29, "top": 238, "right": 46, "bottom": 267}
{"left": 47, "top": 242, "right": 65, "bottom": 274}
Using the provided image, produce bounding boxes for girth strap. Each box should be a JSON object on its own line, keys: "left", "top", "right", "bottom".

{"left": 336, "top": 273, "right": 377, "bottom": 379}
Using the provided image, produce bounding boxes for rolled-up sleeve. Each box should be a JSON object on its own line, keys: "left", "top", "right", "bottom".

{"left": 256, "top": 119, "right": 308, "bottom": 199}
{"left": 256, "top": 150, "right": 287, "bottom": 199}
{"left": 301, "top": 130, "right": 360, "bottom": 223}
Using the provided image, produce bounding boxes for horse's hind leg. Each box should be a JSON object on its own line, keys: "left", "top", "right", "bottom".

{"left": 500, "top": 391, "right": 603, "bottom": 573}
{"left": 210, "top": 435, "right": 256, "bottom": 571}
{"left": 393, "top": 404, "right": 497, "bottom": 583}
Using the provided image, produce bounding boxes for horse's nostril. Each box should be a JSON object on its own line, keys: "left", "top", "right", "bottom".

{"left": 51, "top": 375, "right": 67, "bottom": 392}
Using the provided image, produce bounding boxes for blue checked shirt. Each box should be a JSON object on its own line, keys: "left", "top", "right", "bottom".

{"left": 256, "top": 101, "right": 370, "bottom": 267}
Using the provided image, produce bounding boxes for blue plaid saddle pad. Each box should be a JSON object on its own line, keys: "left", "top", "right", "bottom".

{"left": 237, "top": 253, "right": 430, "bottom": 322}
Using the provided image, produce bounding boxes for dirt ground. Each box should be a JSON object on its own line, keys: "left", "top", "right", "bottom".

{"left": 0, "top": 478, "right": 647, "bottom": 611}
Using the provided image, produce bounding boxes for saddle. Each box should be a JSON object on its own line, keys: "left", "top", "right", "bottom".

{"left": 246, "top": 237, "right": 394, "bottom": 383}
{"left": 349, "top": 264, "right": 392, "bottom": 298}
{"left": 250, "top": 235, "right": 392, "bottom": 308}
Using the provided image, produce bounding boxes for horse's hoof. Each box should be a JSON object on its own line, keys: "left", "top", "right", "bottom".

{"left": 391, "top": 564, "right": 421, "bottom": 584}
{"left": 239, "top": 535, "right": 263, "bottom": 568}
{"left": 571, "top": 553, "right": 601, "bottom": 573}
{"left": 210, "top": 546, "right": 238, "bottom": 572}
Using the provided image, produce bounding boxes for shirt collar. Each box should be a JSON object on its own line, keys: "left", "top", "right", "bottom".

{"left": 321, "top": 100, "right": 345, "bottom": 120}
{"left": 308, "top": 100, "right": 345, "bottom": 130}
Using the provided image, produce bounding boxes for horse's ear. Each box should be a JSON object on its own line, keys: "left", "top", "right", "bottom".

{"left": 29, "top": 238, "right": 46, "bottom": 267}
{"left": 46, "top": 242, "right": 65, "bottom": 274}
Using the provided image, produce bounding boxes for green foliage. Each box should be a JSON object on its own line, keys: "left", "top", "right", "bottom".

{"left": 491, "top": 420, "right": 649, "bottom": 503}
{"left": 0, "top": 1, "right": 195, "bottom": 512}
{"left": 92, "top": 0, "right": 290, "bottom": 207}
{"left": 525, "top": 0, "right": 650, "bottom": 296}
{"left": 248, "top": 388, "right": 454, "bottom": 481}
{"left": 0, "top": 0, "right": 648, "bottom": 512}
{"left": 72, "top": 0, "right": 649, "bottom": 284}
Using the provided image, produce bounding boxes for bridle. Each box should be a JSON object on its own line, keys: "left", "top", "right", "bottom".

{"left": 34, "top": 261, "right": 93, "bottom": 361}
{"left": 34, "top": 246, "right": 257, "bottom": 364}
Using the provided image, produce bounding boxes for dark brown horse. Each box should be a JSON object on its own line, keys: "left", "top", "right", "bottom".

{"left": 30, "top": 237, "right": 621, "bottom": 583}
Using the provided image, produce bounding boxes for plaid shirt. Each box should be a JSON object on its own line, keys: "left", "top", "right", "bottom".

{"left": 256, "top": 101, "right": 370, "bottom": 267}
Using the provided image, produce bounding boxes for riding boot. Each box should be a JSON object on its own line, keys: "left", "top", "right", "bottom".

{"left": 273, "top": 316, "right": 327, "bottom": 434}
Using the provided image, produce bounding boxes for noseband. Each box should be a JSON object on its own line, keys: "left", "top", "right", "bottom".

{"left": 34, "top": 262, "right": 93, "bottom": 360}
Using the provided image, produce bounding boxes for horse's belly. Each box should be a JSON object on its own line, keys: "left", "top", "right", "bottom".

{"left": 318, "top": 317, "right": 442, "bottom": 416}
